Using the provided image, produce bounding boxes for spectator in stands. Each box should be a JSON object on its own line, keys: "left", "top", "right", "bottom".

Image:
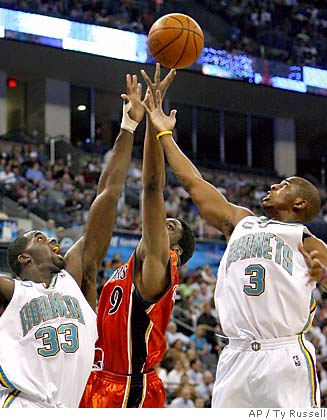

{"left": 166, "top": 320, "right": 190, "bottom": 348}
{"left": 46, "top": 180, "right": 66, "bottom": 209}
{"left": 189, "top": 325, "right": 211, "bottom": 356}
{"left": 104, "top": 251, "right": 123, "bottom": 278}
{"left": 36, "top": 143, "right": 49, "bottom": 164}
{"left": 169, "top": 384, "right": 195, "bottom": 408}
{"left": 197, "top": 301, "right": 219, "bottom": 353}
{"left": 193, "top": 281, "right": 213, "bottom": 307}
{"left": 166, "top": 359, "right": 186, "bottom": 395}
{"left": 177, "top": 274, "right": 194, "bottom": 300}
{"left": 41, "top": 218, "right": 58, "bottom": 240}
{"left": 187, "top": 358, "right": 204, "bottom": 385}
{"left": 195, "top": 369, "right": 214, "bottom": 407}
{"left": 165, "top": 338, "right": 190, "bottom": 367}
{"left": 0, "top": 163, "right": 17, "bottom": 186}
{"left": 200, "top": 263, "right": 216, "bottom": 286}
{"left": 25, "top": 161, "right": 44, "bottom": 184}
{"left": 56, "top": 226, "right": 74, "bottom": 255}
{"left": 39, "top": 169, "right": 56, "bottom": 190}
{"left": 165, "top": 192, "right": 180, "bottom": 218}
{"left": 173, "top": 295, "right": 197, "bottom": 335}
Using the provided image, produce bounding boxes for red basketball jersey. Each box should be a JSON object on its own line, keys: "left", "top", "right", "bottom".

{"left": 95, "top": 249, "right": 179, "bottom": 374}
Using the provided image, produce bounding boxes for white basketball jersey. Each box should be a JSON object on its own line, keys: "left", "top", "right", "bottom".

{"left": 0, "top": 270, "right": 97, "bottom": 407}
{"left": 215, "top": 216, "right": 316, "bottom": 339}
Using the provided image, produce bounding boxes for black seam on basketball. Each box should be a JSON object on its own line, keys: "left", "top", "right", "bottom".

{"left": 150, "top": 30, "right": 184, "bottom": 56}
{"left": 192, "top": 28, "right": 199, "bottom": 56}
{"left": 149, "top": 27, "right": 203, "bottom": 39}
{"left": 173, "top": 21, "right": 190, "bottom": 68}
{"left": 169, "top": 16, "right": 185, "bottom": 26}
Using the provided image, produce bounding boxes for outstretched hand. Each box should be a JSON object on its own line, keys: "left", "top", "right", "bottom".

{"left": 143, "top": 90, "right": 177, "bottom": 134}
{"left": 298, "top": 241, "right": 324, "bottom": 286}
{"left": 121, "top": 74, "right": 144, "bottom": 123}
{"left": 141, "top": 63, "right": 176, "bottom": 104}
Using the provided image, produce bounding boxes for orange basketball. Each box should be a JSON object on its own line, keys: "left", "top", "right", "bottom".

{"left": 148, "top": 13, "right": 204, "bottom": 69}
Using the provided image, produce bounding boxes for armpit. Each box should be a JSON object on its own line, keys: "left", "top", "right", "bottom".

{"left": 222, "top": 218, "right": 235, "bottom": 238}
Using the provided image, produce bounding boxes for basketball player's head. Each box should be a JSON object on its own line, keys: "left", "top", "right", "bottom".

{"left": 166, "top": 218, "right": 195, "bottom": 266}
{"left": 7, "top": 230, "right": 64, "bottom": 278}
{"left": 262, "top": 176, "right": 321, "bottom": 222}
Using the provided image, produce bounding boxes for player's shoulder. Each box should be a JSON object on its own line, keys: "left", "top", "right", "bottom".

{"left": 303, "top": 233, "right": 327, "bottom": 253}
{"left": 0, "top": 275, "right": 15, "bottom": 301}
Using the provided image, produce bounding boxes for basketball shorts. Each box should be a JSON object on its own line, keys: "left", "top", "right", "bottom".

{"left": 212, "top": 333, "right": 320, "bottom": 408}
{"left": 79, "top": 369, "right": 166, "bottom": 408}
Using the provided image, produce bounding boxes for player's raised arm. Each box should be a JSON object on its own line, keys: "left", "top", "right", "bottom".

{"left": 135, "top": 88, "right": 174, "bottom": 301}
{"left": 64, "top": 74, "right": 144, "bottom": 308}
{"left": 142, "top": 89, "right": 252, "bottom": 240}
{"left": 299, "top": 236, "right": 327, "bottom": 288}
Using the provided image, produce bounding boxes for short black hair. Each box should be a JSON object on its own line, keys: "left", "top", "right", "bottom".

{"left": 292, "top": 177, "right": 321, "bottom": 222}
{"left": 7, "top": 235, "right": 29, "bottom": 277}
{"left": 176, "top": 218, "right": 195, "bottom": 266}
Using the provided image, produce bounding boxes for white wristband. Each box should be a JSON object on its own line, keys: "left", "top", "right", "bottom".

{"left": 120, "top": 101, "right": 138, "bottom": 134}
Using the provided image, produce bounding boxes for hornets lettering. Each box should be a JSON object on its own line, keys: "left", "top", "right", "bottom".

{"left": 226, "top": 232, "right": 293, "bottom": 275}
{"left": 20, "top": 293, "right": 85, "bottom": 336}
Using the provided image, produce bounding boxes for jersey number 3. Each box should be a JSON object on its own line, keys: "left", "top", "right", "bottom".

{"left": 243, "top": 264, "right": 266, "bottom": 296}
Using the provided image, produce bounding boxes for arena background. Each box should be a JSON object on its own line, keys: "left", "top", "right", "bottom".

{"left": 1, "top": 0, "right": 327, "bottom": 408}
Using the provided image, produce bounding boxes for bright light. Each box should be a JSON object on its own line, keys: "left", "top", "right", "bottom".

{"left": 77, "top": 104, "right": 87, "bottom": 111}
{"left": 7, "top": 78, "right": 17, "bottom": 88}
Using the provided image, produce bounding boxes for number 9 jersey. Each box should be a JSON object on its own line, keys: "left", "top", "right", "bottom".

{"left": 80, "top": 249, "right": 180, "bottom": 408}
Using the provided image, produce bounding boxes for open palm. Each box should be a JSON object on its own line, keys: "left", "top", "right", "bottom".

{"left": 143, "top": 90, "right": 177, "bottom": 134}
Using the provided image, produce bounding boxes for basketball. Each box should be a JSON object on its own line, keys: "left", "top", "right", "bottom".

{"left": 147, "top": 13, "right": 204, "bottom": 69}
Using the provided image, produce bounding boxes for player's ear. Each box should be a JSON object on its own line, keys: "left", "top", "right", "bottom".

{"left": 293, "top": 197, "right": 307, "bottom": 211}
{"left": 172, "top": 245, "right": 182, "bottom": 257}
{"left": 18, "top": 253, "right": 31, "bottom": 267}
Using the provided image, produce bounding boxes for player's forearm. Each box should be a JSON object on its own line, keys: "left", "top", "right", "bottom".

{"left": 97, "top": 129, "right": 134, "bottom": 196}
{"left": 160, "top": 133, "right": 203, "bottom": 190}
{"left": 142, "top": 118, "right": 165, "bottom": 191}
{"left": 141, "top": 118, "right": 168, "bottom": 258}
{"left": 81, "top": 273, "right": 97, "bottom": 311}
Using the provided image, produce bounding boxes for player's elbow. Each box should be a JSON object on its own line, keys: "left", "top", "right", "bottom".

{"left": 143, "top": 177, "right": 164, "bottom": 194}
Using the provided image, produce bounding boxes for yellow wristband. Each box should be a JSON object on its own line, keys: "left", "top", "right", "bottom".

{"left": 156, "top": 130, "right": 172, "bottom": 140}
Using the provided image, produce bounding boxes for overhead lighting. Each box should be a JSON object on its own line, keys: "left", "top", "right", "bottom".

{"left": 77, "top": 104, "right": 87, "bottom": 111}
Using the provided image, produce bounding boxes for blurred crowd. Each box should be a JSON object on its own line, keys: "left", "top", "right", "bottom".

{"left": 215, "top": 0, "right": 327, "bottom": 68}
{"left": 1, "top": 0, "right": 327, "bottom": 68}
{"left": 0, "top": 141, "right": 284, "bottom": 239}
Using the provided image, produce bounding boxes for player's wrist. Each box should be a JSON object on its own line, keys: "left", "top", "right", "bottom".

{"left": 120, "top": 101, "right": 139, "bottom": 134}
{"left": 156, "top": 130, "right": 173, "bottom": 140}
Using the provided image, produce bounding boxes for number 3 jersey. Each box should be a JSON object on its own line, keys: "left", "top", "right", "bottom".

{"left": 215, "top": 216, "right": 316, "bottom": 339}
{"left": 0, "top": 270, "right": 97, "bottom": 407}
{"left": 95, "top": 249, "right": 179, "bottom": 375}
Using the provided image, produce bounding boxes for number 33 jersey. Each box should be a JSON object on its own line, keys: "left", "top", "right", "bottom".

{"left": 0, "top": 270, "right": 97, "bottom": 407}
{"left": 215, "top": 216, "right": 316, "bottom": 339}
